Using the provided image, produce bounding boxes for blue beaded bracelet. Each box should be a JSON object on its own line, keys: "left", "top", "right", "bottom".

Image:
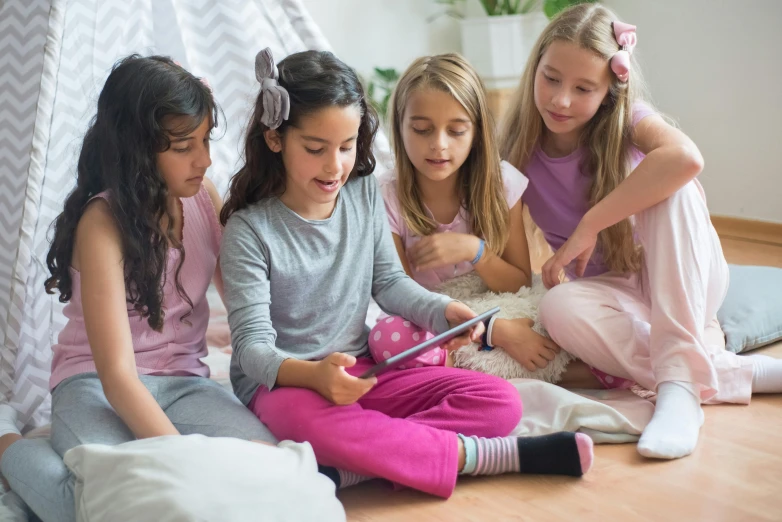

{"left": 470, "top": 239, "right": 485, "bottom": 265}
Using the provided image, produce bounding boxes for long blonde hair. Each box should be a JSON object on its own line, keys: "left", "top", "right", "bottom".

{"left": 389, "top": 53, "right": 509, "bottom": 255}
{"left": 500, "top": 3, "right": 648, "bottom": 274}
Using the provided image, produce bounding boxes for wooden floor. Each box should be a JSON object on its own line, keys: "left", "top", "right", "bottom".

{"left": 338, "top": 234, "right": 782, "bottom": 522}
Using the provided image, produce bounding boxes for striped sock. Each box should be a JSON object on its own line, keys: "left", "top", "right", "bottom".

{"left": 460, "top": 432, "right": 593, "bottom": 477}
{"left": 469, "top": 435, "right": 520, "bottom": 475}
{"left": 318, "top": 465, "right": 373, "bottom": 489}
{"left": 337, "top": 469, "right": 373, "bottom": 488}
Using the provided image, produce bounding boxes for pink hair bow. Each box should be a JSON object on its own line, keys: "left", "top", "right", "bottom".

{"left": 611, "top": 21, "right": 636, "bottom": 83}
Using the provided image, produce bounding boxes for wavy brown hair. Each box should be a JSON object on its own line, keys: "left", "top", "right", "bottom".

{"left": 389, "top": 53, "right": 509, "bottom": 255}
{"left": 44, "top": 55, "right": 217, "bottom": 331}
{"left": 500, "top": 3, "right": 651, "bottom": 274}
{"left": 220, "top": 50, "right": 378, "bottom": 224}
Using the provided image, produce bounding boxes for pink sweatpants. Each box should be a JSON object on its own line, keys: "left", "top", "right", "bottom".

{"left": 539, "top": 180, "right": 753, "bottom": 404}
{"left": 368, "top": 316, "right": 447, "bottom": 368}
{"left": 249, "top": 358, "right": 522, "bottom": 498}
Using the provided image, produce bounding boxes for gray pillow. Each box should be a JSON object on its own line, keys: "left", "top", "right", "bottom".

{"left": 718, "top": 265, "right": 782, "bottom": 353}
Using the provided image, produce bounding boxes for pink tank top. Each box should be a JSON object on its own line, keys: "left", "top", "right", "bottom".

{"left": 49, "top": 185, "right": 222, "bottom": 390}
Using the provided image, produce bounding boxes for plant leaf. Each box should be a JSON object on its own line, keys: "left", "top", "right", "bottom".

{"left": 520, "top": 0, "right": 540, "bottom": 14}
{"left": 376, "top": 68, "right": 398, "bottom": 82}
{"left": 480, "top": 0, "right": 500, "bottom": 16}
{"left": 543, "top": 0, "right": 595, "bottom": 19}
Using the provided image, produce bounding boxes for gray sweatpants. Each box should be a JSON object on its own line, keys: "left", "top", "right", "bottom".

{"left": 0, "top": 373, "right": 276, "bottom": 522}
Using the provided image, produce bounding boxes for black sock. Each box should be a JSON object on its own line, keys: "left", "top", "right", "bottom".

{"left": 517, "top": 432, "right": 584, "bottom": 477}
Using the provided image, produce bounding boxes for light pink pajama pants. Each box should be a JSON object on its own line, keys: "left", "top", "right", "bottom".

{"left": 539, "top": 180, "right": 753, "bottom": 404}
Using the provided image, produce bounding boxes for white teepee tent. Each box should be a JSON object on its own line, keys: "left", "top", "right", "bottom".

{"left": 0, "top": 0, "right": 378, "bottom": 431}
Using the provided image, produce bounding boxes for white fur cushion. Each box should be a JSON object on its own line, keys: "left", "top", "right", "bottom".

{"left": 63, "top": 435, "right": 345, "bottom": 522}
{"left": 438, "top": 273, "right": 574, "bottom": 382}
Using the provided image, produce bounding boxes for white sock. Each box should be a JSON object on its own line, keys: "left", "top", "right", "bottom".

{"left": 637, "top": 381, "right": 703, "bottom": 460}
{"left": 749, "top": 355, "right": 782, "bottom": 394}
{"left": 0, "top": 405, "right": 20, "bottom": 438}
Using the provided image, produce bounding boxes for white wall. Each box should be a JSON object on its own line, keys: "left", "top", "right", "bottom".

{"left": 300, "top": 0, "right": 461, "bottom": 78}
{"left": 302, "top": 0, "right": 782, "bottom": 223}
{"left": 604, "top": 0, "right": 782, "bottom": 223}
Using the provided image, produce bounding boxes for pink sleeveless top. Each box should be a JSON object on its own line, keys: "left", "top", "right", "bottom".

{"left": 49, "top": 185, "right": 222, "bottom": 390}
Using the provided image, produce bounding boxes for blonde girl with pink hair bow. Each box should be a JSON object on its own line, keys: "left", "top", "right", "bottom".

{"left": 500, "top": 3, "right": 782, "bottom": 460}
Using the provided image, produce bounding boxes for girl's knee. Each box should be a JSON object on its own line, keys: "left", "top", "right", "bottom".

{"left": 495, "top": 379, "right": 523, "bottom": 433}
{"left": 191, "top": 405, "right": 279, "bottom": 443}
{"left": 468, "top": 375, "right": 522, "bottom": 436}
{"left": 368, "top": 316, "right": 433, "bottom": 362}
{"left": 636, "top": 180, "right": 710, "bottom": 235}
{"left": 255, "top": 388, "right": 330, "bottom": 440}
{"left": 539, "top": 284, "right": 581, "bottom": 330}
{"left": 659, "top": 180, "right": 706, "bottom": 212}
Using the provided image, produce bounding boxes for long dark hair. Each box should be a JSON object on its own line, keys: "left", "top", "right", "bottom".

{"left": 220, "top": 50, "right": 378, "bottom": 224}
{"left": 44, "top": 54, "right": 218, "bottom": 331}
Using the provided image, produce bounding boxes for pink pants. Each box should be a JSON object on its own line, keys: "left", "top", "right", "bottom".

{"left": 539, "top": 180, "right": 753, "bottom": 404}
{"left": 249, "top": 358, "right": 522, "bottom": 498}
{"left": 368, "top": 316, "right": 447, "bottom": 368}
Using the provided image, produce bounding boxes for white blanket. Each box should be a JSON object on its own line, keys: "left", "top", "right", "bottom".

{"left": 508, "top": 379, "right": 653, "bottom": 443}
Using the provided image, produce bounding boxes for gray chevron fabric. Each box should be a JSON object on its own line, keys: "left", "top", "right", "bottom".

{"left": 0, "top": 0, "right": 53, "bottom": 430}
{"left": 0, "top": 0, "right": 351, "bottom": 430}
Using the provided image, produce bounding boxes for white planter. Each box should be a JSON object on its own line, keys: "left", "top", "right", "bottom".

{"left": 459, "top": 12, "right": 548, "bottom": 89}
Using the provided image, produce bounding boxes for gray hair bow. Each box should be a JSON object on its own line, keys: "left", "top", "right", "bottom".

{"left": 255, "top": 48, "right": 290, "bottom": 129}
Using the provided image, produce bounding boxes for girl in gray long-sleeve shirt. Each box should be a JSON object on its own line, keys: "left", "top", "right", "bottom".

{"left": 220, "top": 48, "right": 593, "bottom": 499}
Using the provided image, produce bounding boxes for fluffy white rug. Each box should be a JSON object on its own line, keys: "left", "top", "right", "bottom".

{"left": 435, "top": 273, "right": 574, "bottom": 383}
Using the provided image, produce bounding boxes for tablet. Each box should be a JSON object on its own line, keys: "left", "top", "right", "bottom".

{"left": 360, "top": 306, "right": 500, "bottom": 379}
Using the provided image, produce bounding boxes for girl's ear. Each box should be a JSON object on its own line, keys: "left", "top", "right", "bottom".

{"left": 264, "top": 129, "right": 283, "bottom": 152}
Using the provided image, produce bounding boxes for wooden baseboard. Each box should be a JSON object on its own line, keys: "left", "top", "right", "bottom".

{"left": 711, "top": 215, "right": 782, "bottom": 246}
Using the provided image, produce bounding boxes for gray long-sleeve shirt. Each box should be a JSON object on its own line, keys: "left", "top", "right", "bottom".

{"left": 221, "top": 174, "right": 452, "bottom": 404}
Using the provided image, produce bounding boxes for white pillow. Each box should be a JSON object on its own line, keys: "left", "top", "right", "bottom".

{"left": 63, "top": 435, "right": 345, "bottom": 522}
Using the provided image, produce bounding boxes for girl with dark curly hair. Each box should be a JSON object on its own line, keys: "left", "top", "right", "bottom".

{"left": 0, "top": 55, "right": 276, "bottom": 522}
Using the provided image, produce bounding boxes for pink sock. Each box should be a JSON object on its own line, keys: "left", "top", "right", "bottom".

{"left": 575, "top": 433, "right": 594, "bottom": 474}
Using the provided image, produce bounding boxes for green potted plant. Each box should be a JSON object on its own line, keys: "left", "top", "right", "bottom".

{"left": 435, "top": 0, "right": 595, "bottom": 88}
{"left": 364, "top": 66, "right": 400, "bottom": 123}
